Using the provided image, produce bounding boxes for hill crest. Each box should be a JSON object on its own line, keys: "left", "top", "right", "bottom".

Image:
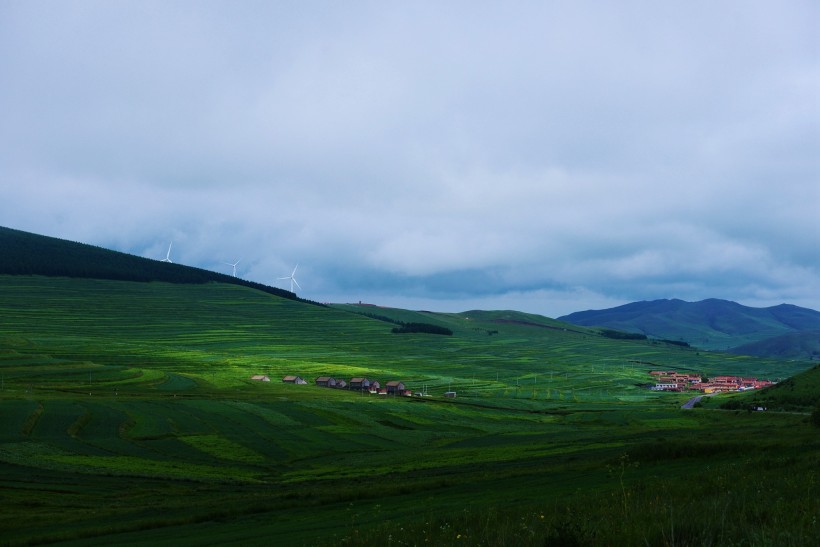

{"left": 0, "top": 225, "right": 315, "bottom": 304}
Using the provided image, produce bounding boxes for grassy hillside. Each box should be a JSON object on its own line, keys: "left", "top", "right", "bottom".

{"left": 0, "top": 275, "right": 817, "bottom": 545}
{"left": 0, "top": 225, "right": 307, "bottom": 302}
{"left": 559, "top": 298, "right": 820, "bottom": 352}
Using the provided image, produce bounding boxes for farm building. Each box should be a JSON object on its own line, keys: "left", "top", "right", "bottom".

{"left": 385, "top": 381, "right": 406, "bottom": 395}
{"left": 250, "top": 375, "right": 270, "bottom": 382}
{"left": 443, "top": 391, "right": 457, "bottom": 398}
{"left": 349, "top": 377, "right": 371, "bottom": 390}
{"left": 282, "top": 375, "right": 307, "bottom": 384}
{"left": 335, "top": 380, "right": 347, "bottom": 389}
{"left": 315, "top": 376, "right": 337, "bottom": 387}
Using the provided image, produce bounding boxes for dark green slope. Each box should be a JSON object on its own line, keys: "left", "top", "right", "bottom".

{"left": 0, "top": 225, "right": 307, "bottom": 303}
{"left": 559, "top": 298, "right": 820, "bottom": 352}
{"left": 719, "top": 362, "right": 820, "bottom": 411}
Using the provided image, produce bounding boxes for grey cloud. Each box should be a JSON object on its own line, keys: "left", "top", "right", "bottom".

{"left": 1, "top": 1, "right": 817, "bottom": 317}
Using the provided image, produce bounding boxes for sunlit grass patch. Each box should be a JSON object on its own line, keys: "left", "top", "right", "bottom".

{"left": 178, "top": 434, "right": 265, "bottom": 463}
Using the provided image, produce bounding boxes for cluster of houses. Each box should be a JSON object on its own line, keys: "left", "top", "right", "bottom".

{"left": 252, "top": 374, "right": 459, "bottom": 398}
{"left": 252, "top": 374, "right": 424, "bottom": 396}
{"left": 313, "top": 376, "right": 413, "bottom": 396}
{"left": 649, "top": 370, "right": 774, "bottom": 393}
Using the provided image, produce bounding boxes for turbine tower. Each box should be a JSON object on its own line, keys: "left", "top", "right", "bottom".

{"left": 278, "top": 264, "right": 301, "bottom": 293}
{"left": 161, "top": 242, "right": 173, "bottom": 263}
{"left": 222, "top": 258, "right": 241, "bottom": 278}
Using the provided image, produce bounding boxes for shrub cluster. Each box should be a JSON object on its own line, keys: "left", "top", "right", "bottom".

{"left": 659, "top": 338, "right": 690, "bottom": 347}
{"left": 392, "top": 322, "right": 453, "bottom": 336}
{"left": 599, "top": 329, "right": 647, "bottom": 341}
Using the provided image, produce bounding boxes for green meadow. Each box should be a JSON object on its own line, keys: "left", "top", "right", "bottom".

{"left": 0, "top": 276, "right": 817, "bottom": 545}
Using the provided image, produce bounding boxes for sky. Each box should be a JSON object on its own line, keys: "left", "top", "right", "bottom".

{"left": 1, "top": 1, "right": 818, "bottom": 317}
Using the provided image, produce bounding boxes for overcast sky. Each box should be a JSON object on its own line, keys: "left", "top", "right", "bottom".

{"left": 1, "top": 1, "right": 818, "bottom": 317}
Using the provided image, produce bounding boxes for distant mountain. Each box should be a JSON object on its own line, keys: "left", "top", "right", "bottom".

{"left": 0, "top": 225, "right": 310, "bottom": 303}
{"left": 727, "top": 330, "right": 820, "bottom": 360}
{"left": 558, "top": 298, "right": 820, "bottom": 353}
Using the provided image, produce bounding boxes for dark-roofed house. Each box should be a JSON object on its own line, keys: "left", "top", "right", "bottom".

{"left": 385, "top": 381, "right": 406, "bottom": 395}
{"left": 315, "top": 376, "right": 337, "bottom": 387}
{"left": 282, "top": 375, "right": 307, "bottom": 384}
{"left": 349, "top": 378, "right": 371, "bottom": 391}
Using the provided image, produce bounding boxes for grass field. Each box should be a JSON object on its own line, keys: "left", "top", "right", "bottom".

{"left": 0, "top": 276, "right": 817, "bottom": 545}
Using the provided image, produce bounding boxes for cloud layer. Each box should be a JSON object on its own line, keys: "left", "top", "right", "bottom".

{"left": 2, "top": 1, "right": 817, "bottom": 316}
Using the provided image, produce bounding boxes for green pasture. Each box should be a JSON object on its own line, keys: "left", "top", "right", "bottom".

{"left": 0, "top": 276, "right": 817, "bottom": 545}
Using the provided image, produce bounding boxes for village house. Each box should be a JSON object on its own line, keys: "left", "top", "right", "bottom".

{"left": 385, "top": 381, "right": 406, "bottom": 395}
{"left": 250, "top": 375, "right": 270, "bottom": 382}
{"left": 349, "top": 377, "right": 371, "bottom": 391}
{"left": 315, "top": 376, "right": 337, "bottom": 387}
{"left": 282, "top": 375, "right": 307, "bottom": 384}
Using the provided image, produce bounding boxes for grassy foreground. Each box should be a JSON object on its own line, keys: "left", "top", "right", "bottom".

{"left": 0, "top": 276, "right": 817, "bottom": 545}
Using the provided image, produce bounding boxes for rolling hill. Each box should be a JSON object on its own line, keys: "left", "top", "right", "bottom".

{"left": 559, "top": 298, "right": 820, "bottom": 353}
{"left": 0, "top": 225, "right": 307, "bottom": 303}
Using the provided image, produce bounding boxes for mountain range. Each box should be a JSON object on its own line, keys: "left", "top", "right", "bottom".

{"left": 559, "top": 298, "right": 820, "bottom": 357}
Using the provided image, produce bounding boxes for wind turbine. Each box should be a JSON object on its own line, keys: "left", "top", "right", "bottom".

{"left": 222, "top": 258, "right": 241, "bottom": 278}
{"left": 161, "top": 242, "right": 173, "bottom": 263}
{"left": 278, "top": 264, "right": 301, "bottom": 293}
